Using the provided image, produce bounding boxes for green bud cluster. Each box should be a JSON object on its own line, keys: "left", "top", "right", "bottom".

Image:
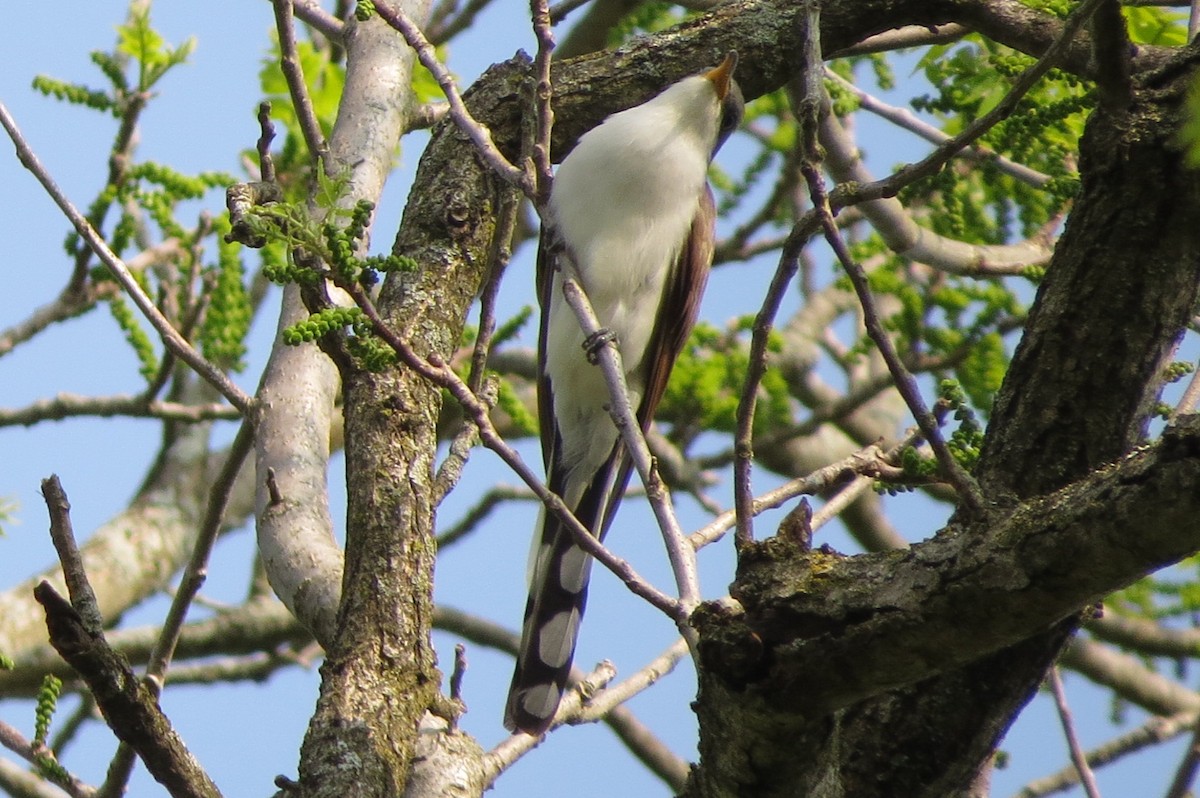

{"left": 1163, "top": 361, "right": 1195, "bottom": 384}
{"left": 30, "top": 76, "right": 115, "bottom": 114}
{"left": 33, "top": 674, "right": 62, "bottom": 747}
{"left": 201, "top": 228, "right": 252, "bottom": 371}
{"left": 283, "top": 306, "right": 366, "bottom": 345}
{"left": 283, "top": 306, "right": 399, "bottom": 371}
{"left": 940, "top": 379, "right": 984, "bottom": 469}
{"left": 107, "top": 296, "right": 159, "bottom": 382}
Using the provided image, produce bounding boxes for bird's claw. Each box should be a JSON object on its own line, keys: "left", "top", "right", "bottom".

{"left": 584, "top": 328, "right": 618, "bottom": 364}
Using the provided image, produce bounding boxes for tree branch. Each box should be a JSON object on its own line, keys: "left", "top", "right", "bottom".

{"left": 697, "top": 417, "right": 1200, "bottom": 719}
{"left": 0, "top": 103, "right": 253, "bottom": 414}
{"left": 34, "top": 582, "right": 221, "bottom": 798}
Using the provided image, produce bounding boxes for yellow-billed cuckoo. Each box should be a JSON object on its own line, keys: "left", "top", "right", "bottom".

{"left": 505, "top": 53, "right": 744, "bottom": 735}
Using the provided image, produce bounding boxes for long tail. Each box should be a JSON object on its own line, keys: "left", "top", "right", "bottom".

{"left": 504, "top": 448, "right": 631, "bottom": 734}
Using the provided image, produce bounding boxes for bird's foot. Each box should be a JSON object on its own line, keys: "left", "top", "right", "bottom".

{"left": 583, "top": 328, "right": 618, "bottom": 364}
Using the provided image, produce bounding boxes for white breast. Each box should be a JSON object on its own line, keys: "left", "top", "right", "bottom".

{"left": 544, "top": 76, "right": 719, "bottom": 481}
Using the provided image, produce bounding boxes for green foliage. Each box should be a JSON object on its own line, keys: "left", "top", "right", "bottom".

{"left": 355, "top": 0, "right": 376, "bottom": 20}
{"left": 659, "top": 321, "right": 790, "bottom": 436}
{"left": 30, "top": 76, "right": 116, "bottom": 114}
{"left": 877, "top": 381, "right": 983, "bottom": 494}
{"left": 200, "top": 221, "right": 253, "bottom": 371}
{"left": 239, "top": 178, "right": 424, "bottom": 372}
{"left": 31, "top": 6, "right": 194, "bottom": 116}
{"left": 0, "top": 652, "right": 12, "bottom": 671}
{"left": 116, "top": 5, "right": 196, "bottom": 91}
{"left": 1123, "top": 6, "right": 1187, "bottom": 46}
{"left": 496, "top": 377, "right": 539, "bottom": 436}
{"left": 280, "top": 307, "right": 398, "bottom": 374}
{"left": 33, "top": 674, "right": 62, "bottom": 747}
{"left": 283, "top": 305, "right": 397, "bottom": 371}
{"left": 1164, "top": 361, "right": 1195, "bottom": 384}
{"left": 33, "top": 7, "right": 247, "bottom": 387}
{"left": 242, "top": 177, "right": 416, "bottom": 290}
{"left": 1109, "top": 555, "right": 1200, "bottom": 623}
{"left": 911, "top": 36, "right": 1089, "bottom": 235}
{"left": 107, "top": 295, "right": 159, "bottom": 382}
{"left": 939, "top": 379, "right": 984, "bottom": 470}
{"left": 284, "top": 306, "right": 366, "bottom": 345}
{"left": 848, "top": 241, "right": 1021, "bottom": 418}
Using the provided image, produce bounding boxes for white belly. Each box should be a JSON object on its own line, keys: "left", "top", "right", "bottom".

{"left": 543, "top": 102, "right": 710, "bottom": 485}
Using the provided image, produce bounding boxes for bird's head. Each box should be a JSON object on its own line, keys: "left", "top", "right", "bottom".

{"left": 703, "top": 51, "right": 745, "bottom": 156}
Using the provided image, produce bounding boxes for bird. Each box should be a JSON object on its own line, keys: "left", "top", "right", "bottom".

{"left": 504, "top": 52, "right": 744, "bottom": 735}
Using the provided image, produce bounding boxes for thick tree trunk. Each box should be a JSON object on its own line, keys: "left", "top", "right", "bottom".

{"left": 688, "top": 50, "right": 1200, "bottom": 798}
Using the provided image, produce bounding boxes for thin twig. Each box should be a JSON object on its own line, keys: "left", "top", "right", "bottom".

{"left": 796, "top": 2, "right": 986, "bottom": 513}
{"left": 557, "top": 273, "right": 702, "bottom": 630}
{"left": 0, "top": 101, "right": 254, "bottom": 414}
{"left": 825, "top": 23, "right": 969, "bottom": 58}
{"left": 41, "top": 476, "right": 104, "bottom": 636}
{"left": 436, "top": 604, "right": 689, "bottom": 789}
{"left": 143, "top": 418, "right": 257, "bottom": 686}
{"left": 690, "top": 444, "right": 891, "bottom": 550}
{"left": 371, "top": 0, "right": 528, "bottom": 190}
{"left": 432, "top": 185, "right": 525, "bottom": 501}
{"left": 99, "top": 745, "right": 137, "bottom": 798}
{"left": 0, "top": 394, "right": 240, "bottom": 426}
{"left": 433, "top": 376, "right": 497, "bottom": 503}
{"left": 796, "top": 0, "right": 1104, "bottom": 511}
{"left": 34, "top": 583, "right": 222, "bottom": 798}
{"left": 827, "top": 0, "right": 1103, "bottom": 214}
{"left": 808, "top": 430, "right": 923, "bottom": 534}
{"left": 292, "top": 0, "right": 344, "bottom": 40}
{"left": 484, "top": 661, "right": 618, "bottom": 778}
{"left": 272, "top": 0, "right": 330, "bottom": 167}
{"left": 406, "top": 101, "right": 450, "bottom": 130}
{"left": 0, "top": 719, "right": 95, "bottom": 798}
{"left": 1016, "top": 710, "right": 1199, "bottom": 798}
{"left": 813, "top": 187, "right": 986, "bottom": 514}
{"left": 577, "top": 638, "right": 690, "bottom": 722}
{"left": 436, "top": 484, "right": 535, "bottom": 549}
{"left": 469, "top": 191, "right": 522, "bottom": 393}
{"left": 824, "top": 68, "right": 1051, "bottom": 188}
{"left": 344, "top": 283, "right": 680, "bottom": 616}
{"left": 1048, "top": 667, "right": 1103, "bottom": 798}
{"left": 0, "top": 240, "right": 177, "bottom": 359}
{"left": 256, "top": 102, "right": 277, "bottom": 183}
{"left": 548, "top": 0, "right": 593, "bottom": 23}
{"left": 428, "top": 0, "right": 497, "bottom": 44}
{"left": 733, "top": 0, "right": 821, "bottom": 546}
{"left": 1170, "top": 364, "right": 1200, "bottom": 420}
{"left": 449, "top": 643, "right": 468, "bottom": 701}
{"left": 530, "top": 0, "right": 556, "bottom": 205}
{"left": 1165, "top": 717, "right": 1200, "bottom": 798}
{"left": 732, "top": 238, "right": 803, "bottom": 545}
